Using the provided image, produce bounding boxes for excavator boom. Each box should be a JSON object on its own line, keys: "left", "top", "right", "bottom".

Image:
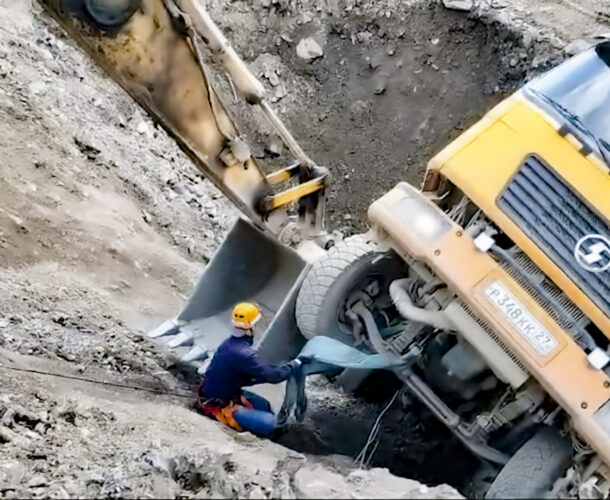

{"left": 38, "top": 0, "right": 327, "bottom": 364}
{"left": 39, "top": 0, "right": 328, "bottom": 240}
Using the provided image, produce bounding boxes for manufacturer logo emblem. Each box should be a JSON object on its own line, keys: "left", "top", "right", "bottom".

{"left": 574, "top": 234, "right": 610, "bottom": 273}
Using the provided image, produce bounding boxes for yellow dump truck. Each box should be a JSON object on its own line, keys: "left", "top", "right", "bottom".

{"left": 40, "top": 1, "right": 609, "bottom": 497}
{"left": 302, "top": 41, "right": 609, "bottom": 497}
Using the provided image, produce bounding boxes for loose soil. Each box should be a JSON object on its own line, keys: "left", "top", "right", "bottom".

{"left": 0, "top": 0, "right": 607, "bottom": 497}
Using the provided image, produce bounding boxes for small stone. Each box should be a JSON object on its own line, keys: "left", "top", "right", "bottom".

{"left": 330, "top": 230, "right": 344, "bottom": 243}
{"left": 171, "top": 184, "right": 184, "bottom": 195}
{"left": 28, "top": 474, "right": 47, "bottom": 488}
{"left": 367, "top": 54, "right": 383, "bottom": 69}
{"left": 273, "top": 83, "right": 288, "bottom": 100}
{"left": 1, "top": 408, "right": 16, "bottom": 426}
{"left": 296, "top": 38, "right": 323, "bottom": 60}
{"left": 28, "top": 81, "right": 46, "bottom": 95}
{"left": 52, "top": 314, "right": 67, "bottom": 325}
{"left": 550, "top": 36, "right": 565, "bottom": 50}
{"left": 564, "top": 39, "right": 590, "bottom": 57}
{"left": 0, "top": 427, "right": 15, "bottom": 443}
{"left": 294, "top": 465, "right": 347, "bottom": 498}
{"left": 343, "top": 213, "right": 352, "bottom": 221}
{"left": 356, "top": 31, "right": 373, "bottom": 44}
{"left": 265, "top": 135, "right": 284, "bottom": 156}
{"left": 442, "top": 0, "right": 474, "bottom": 11}
{"left": 136, "top": 121, "right": 149, "bottom": 135}
{"left": 522, "top": 27, "right": 540, "bottom": 48}
{"left": 373, "top": 77, "right": 388, "bottom": 95}
{"left": 233, "top": 431, "right": 257, "bottom": 443}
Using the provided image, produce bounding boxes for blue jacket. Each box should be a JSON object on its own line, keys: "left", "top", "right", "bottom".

{"left": 200, "top": 335, "right": 293, "bottom": 403}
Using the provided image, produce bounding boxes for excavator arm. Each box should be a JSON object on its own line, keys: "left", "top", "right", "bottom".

{"left": 37, "top": 0, "right": 328, "bottom": 364}
{"left": 39, "top": 0, "right": 329, "bottom": 243}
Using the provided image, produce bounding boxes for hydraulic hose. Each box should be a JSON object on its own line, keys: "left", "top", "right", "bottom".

{"left": 389, "top": 279, "right": 453, "bottom": 331}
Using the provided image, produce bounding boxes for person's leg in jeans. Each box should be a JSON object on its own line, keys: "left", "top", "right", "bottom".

{"left": 234, "top": 390, "right": 277, "bottom": 437}
{"left": 233, "top": 406, "right": 277, "bottom": 437}
{"left": 242, "top": 390, "right": 273, "bottom": 413}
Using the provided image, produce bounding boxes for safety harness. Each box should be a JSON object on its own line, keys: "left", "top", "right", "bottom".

{"left": 197, "top": 378, "right": 253, "bottom": 431}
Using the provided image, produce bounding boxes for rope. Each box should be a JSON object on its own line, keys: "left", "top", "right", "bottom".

{"left": 355, "top": 388, "right": 402, "bottom": 468}
{"left": 0, "top": 364, "right": 195, "bottom": 399}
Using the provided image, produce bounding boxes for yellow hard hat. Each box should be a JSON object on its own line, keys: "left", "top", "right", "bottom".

{"left": 232, "top": 302, "right": 262, "bottom": 330}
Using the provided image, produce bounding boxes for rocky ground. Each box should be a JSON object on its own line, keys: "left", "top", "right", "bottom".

{"left": 0, "top": 348, "right": 463, "bottom": 498}
{"left": 0, "top": 0, "right": 607, "bottom": 498}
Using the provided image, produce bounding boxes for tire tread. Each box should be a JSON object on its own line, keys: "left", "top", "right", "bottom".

{"left": 296, "top": 235, "right": 375, "bottom": 339}
{"left": 486, "top": 427, "right": 572, "bottom": 499}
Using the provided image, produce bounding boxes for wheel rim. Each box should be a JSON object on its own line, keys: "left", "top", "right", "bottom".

{"left": 335, "top": 253, "right": 408, "bottom": 343}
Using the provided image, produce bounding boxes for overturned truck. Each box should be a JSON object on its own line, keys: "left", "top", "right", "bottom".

{"left": 40, "top": 0, "right": 610, "bottom": 497}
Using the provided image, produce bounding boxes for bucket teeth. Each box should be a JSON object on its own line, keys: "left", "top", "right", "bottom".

{"left": 181, "top": 345, "right": 209, "bottom": 363}
{"left": 167, "top": 331, "right": 194, "bottom": 349}
{"left": 148, "top": 319, "right": 182, "bottom": 339}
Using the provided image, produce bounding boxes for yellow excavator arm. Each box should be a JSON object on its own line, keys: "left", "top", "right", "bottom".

{"left": 39, "top": 0, "right": 329, "bottom": 244}
{"left": 38, "top": 0, "right": 329, "bottom": 364}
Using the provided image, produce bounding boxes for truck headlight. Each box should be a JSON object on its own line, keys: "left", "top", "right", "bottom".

{"left": 394, "top": 183, "right": 452, "bottom": 246}
{"left": 594, "top": 399, "right": 610, "bottom": 435}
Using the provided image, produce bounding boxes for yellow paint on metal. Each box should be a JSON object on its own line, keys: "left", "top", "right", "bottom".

{"left": 40, "top": 0, "right": 268, "bottom": 221}
{"left": 431, "top": 98, "right": 609, "bottom": 337}
{"left": 368, "top": 188, "right": 610, "bottom": 465}
{"left": 265, "top": 166, "right": 298, "bottom": 185}
{"left": 263, "top": 178, "right": 326, "bottom": 211}
{"left": 38, "top": 0, "right": 326, "bottom": 230}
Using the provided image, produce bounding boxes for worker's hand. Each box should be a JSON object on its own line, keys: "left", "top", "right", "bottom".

{"left": 287, "top": 358, "right": 302, "bottom": 371}
{"left": 297, "top": 355, "right": 313, "bottom": 365}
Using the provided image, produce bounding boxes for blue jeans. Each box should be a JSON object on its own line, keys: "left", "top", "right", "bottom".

{"left": 233, "top": 391, "right": 277, "bottom": 437}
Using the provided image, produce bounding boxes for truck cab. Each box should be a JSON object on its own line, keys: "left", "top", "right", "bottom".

{"left": 299, "top": 41, "right": 610, "bottom": 497}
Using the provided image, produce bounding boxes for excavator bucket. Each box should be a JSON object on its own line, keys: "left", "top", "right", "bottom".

{"left": 149, "top": 218, "right": 308, "bottom": 367}
{"left": 38, "top": 0, "right": 328, "bottom": 368}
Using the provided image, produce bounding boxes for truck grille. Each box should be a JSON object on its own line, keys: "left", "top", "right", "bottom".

{"left": 498, "top": 156, "right": 610, "bottom": 317}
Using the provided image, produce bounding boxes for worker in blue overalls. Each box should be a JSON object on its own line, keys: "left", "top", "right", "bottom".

{"left": 197, "top": 302, "right": 302, "bottom": 436}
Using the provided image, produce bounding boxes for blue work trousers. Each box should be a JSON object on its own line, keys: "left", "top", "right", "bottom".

{"left": 233, "top": 390, "right": 277, "bottom": 437}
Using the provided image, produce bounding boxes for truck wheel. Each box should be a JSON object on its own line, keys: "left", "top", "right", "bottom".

{"left": 485, "top": 426, "right": 572, "bottom": 499}
{"left": 85, "top": 0, "right": 140, "bottom": 28}
{"left": 295, "top": 235, "right": 407, "bottom": 342}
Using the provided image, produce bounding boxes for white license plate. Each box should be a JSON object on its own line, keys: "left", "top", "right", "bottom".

{"left": 485, "top": 281, "right": 558, "bottom": 356}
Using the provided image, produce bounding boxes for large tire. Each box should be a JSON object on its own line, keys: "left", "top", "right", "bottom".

{"left": 85, "top": 0, "right": 140, "bottom": 27}
{"left": 295, "top": 235, "right": 406, "bottom": 341}
{"left": 485, "top": 426, "right": 572, "bottom": 499}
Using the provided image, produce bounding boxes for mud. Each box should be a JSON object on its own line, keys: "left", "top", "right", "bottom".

{"left": 276, "top": 373, "right": 482, "bottom": 493}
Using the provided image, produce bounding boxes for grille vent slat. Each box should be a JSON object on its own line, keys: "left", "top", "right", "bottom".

{"left": 501, "top": 250, "right": 587, "bottom": 332}
{"left": 498, "top": 156, "right": 610, "bottom": 316}
{"left": 458, "top": 301, "right": 529, "bottom": 374}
